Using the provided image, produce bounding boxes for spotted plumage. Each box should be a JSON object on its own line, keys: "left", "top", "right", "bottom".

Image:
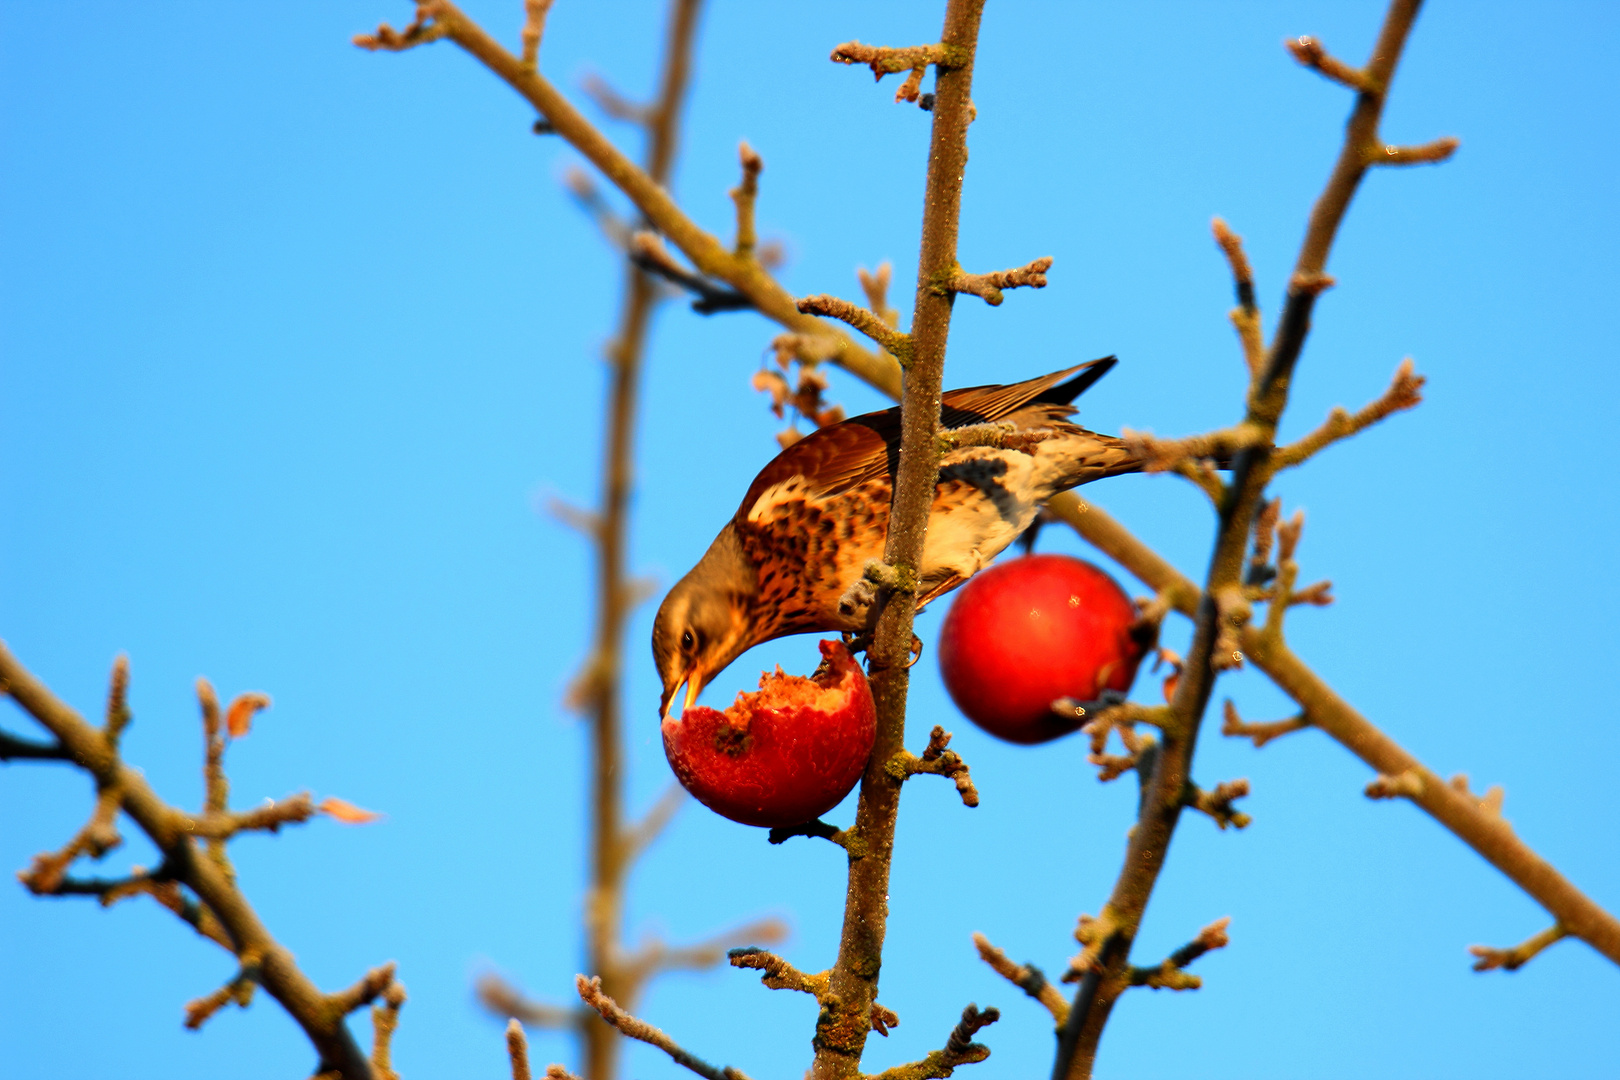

{"left": 653, "top": 359, "right": 1143, "bottom": 716}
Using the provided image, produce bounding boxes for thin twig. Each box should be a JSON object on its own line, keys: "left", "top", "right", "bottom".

{"left": 576, "top": 975, "right": 752, "bottom": 1080}
{"left": 796, "top": 294, "right": 913, "bottom": 362}
{"left": 1211, "top": 218, "right": 1263, "bottom": 377}
{"left": 1221, "top": 700, "right": 1310, "bottom": 749}
{"left": 945, "top": 257, "right": 1052, "bottom": 306}
{"left": 1274, "top": 358, "right": 1425, "bottom": 469}
{"left": 476, "top": 971, "right": 586, "bottom": 1030}
{"left": 971, "top": 933, "right": 1069, "bottom": 1026}
{"left": 727, "top": 946, "right": 829, "bottom": 998}
{"left": 864, "top": 1004, "right": 1000, "bottom": 1080}
{"left": 885, "top": 726, "right": 979, "bottom": 807}
{"left": 1469, "top": 924, "right": 1568, "bottom": 973}
{"left": 731, "top": 142, "right": 763, "bottom": 259}
{"left": 507, "top": 1018, "right": 534, "bottom": 1080}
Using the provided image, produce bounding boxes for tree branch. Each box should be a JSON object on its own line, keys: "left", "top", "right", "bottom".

{"left": 864, "top": 1004, "right": 999, "bottom": 1080}
{"left": 813, "top": 5, "right": 986, "bottom": 1077}
{"left": 576, "top": 975, "right": 752, "bottom": 1080}
{"left": 1274, "top": 358, "right": 1425, "bottom": 470}
{"left": 796, "top": 294, "right": 913, "bottom": 362}
{"left": 1054, "top": 6, "right": 1468, "bottom": 1073}
{"left": 1469, "top": 924, "right": 1568, "bottom": 973}
{"left": 356, "top": 0, "right": 904, "bottom": 400}
{"left": 971, "top": 933, "right": 1068, "bottom": 1027}
{"left": 1046, "top": 495, "right": 1620, "bottom": 969}
{"left": 1211, "top": 218, "right": 1263, "bottom": 377}
{"left": 944, "top": 257, "right": 1052, "bottom": 306}
{"left": 885, "top": 725, "right": 979, "bottom": 807}
{"left": 0, "top": 643, "right": 388, "bottom": 1078}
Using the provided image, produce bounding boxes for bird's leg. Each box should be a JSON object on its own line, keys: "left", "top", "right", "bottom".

{"left": 841, "top": 627, "right": 875, "bottom": 657}
{"left": 906, "top": 634, "right": 924, "bottom": 668}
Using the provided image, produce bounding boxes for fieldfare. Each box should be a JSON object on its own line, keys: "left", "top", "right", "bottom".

{"left": 654, "top": 358, "right": 1143, "bottom": 717}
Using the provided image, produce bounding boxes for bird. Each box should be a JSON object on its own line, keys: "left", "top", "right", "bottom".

{"left": 653, "top": 358, "right": 1143, "bottom": 718}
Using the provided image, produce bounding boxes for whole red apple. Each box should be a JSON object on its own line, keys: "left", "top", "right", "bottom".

{"left": 938, "top": 554, "right": 1144, "bottom": 744}
{"left": 662, "top": 639, "right": 876, "bottom": 827}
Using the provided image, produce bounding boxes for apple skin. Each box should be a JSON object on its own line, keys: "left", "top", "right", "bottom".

{"left": 662, "top": 639, "right": 876, "bottom": 827}
{"left": 938, "top": 554, "right": 1144, "bottom": 745}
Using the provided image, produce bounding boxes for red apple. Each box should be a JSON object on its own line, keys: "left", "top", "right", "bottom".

{"left": 938, "top": 554, "right": 1144, "bottom": 745}
{"left": 662, "top": 639, "right": 876, "bottom": 827}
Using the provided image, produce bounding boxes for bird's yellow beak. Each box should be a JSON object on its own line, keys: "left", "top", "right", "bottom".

{"left": 660, "top": 667, "right": 706, "bottom": 720}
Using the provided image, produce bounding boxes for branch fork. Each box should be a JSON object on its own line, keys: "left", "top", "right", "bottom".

{"left": 886, "top": 725, "right": 979, "bottom": 806}
{"left": 942, "top": 257, "right": 1053, "bottom": 306}
{"left": 829, "top": 41, "right": 965, "bottom": 104}
{"left": 1126, "top": 918, "right": 1231, "bottom": 991}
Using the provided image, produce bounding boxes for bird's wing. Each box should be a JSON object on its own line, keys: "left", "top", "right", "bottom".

{"left": 736, "top": 412, "right": 898, "bottom": 520}
{"left": 734, "top": 358, "right": 1117, "bottom": 521}
{"left": 939, "top": 356, "right": 1116, "bottom": 426}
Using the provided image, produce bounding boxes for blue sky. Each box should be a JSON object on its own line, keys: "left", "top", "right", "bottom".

{"left": 3, "top": 2, "right": 1618, "bottom": 1078}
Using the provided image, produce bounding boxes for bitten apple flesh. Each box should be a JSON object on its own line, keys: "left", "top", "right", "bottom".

{"left": 938, "top": 554, "right": 1146, "bottom": 745}
{"left": 662, "top": 640, "right": 876, "bottom": 827}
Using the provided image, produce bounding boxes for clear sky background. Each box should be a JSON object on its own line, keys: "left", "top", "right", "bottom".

{"left": 4, "top": 2, "right": 1618, "bottom": 1078}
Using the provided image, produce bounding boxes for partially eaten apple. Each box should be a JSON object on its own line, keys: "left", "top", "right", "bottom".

{"left": 662, "top": 639, "right": 876, "bottom": 828}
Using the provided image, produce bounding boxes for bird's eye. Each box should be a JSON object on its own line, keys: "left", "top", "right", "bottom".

{"left": 681, "top": 630, "right": 695, "bottom": 652}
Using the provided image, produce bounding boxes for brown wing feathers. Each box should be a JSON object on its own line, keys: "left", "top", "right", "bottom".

{"left": 734, "top": 358, "right": 1118, "bottom": 520}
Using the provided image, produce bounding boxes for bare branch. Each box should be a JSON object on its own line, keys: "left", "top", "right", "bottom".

{"left": 370, "top": 983, "right": 407, "bottom": 1080}
{"left": 728, "top": 946, "right": 829, "bottom": 998}
{"left": 971, "top": 932, "right": 1068, "bottom": 1027}
{"left": 865, "top": 1004, "right": 1000, "bottom": 1080}
{"left": 829, "top": 41, "right": 962, "bottom": 104}
{"left": 18, "top": 780, "right": 123, "bottom": 895}
{"left": 1221, "top": 700, "right": 1311, "bottom": 749}
{"left": 858, "top": 262, "right": 900, "bottom": 328}
{"left": 575, "top": 974, "right": 753, "bottom": 1080}
{"left": 353, "top": 10, "right": 449, "bottom": 52}
{"left": 477, "top": 971, "right": 584, "bottom": 1030}
{"left": 358, "top": 0, "right": 906, "bottom": 399}
{"left": 731, "top": 141, "right": 763, "bottom": 259}
{"left": 184, "top": 793, "right": 318, "bottom": 840}
{"left": 1183, "top": 779, "right": 1252, "bottom": 830}
{"left": 797, "top": 294, "right": 913, "bottom": 362}
{"left": 623, "top": 782, "right": 687, "bottom": 862}
{"left": 766, "top": 818, "right": 849, "bottom": 847}
{"left": 329, "top": 961, "right": 400, "bottom": 1018}
{"left": 1211, "top": 218, "right": 1264, "bottom": 376}
{"left": 1370, "top": 137, "right": 1460, "bottom": 166}
{"left": 506, "top": 1018, "right": 533, "bottom": 1080}
{"left": 184, "top": 949, "right": 262, "bottom": 1030}
{"left": 1275, "top": 358, "right": 1425, "bottom": 469}
{"left": 1127, "top": 917, "right": 1231, "bottom": 991}
{"left": 580, "top": 73, "right": 654, "bottom": 126}
{"left": 622, "top": 918, "right": 791, "bottom": 993}
{"left": 945, "top": 256, "right": 1052, "bottom": 306}
{"left": 520, "top": 0, "right": 553, "bottom": 70}
{"left": 1285, "top": 35, "right": 1374, "bottom": 92}
{"left": 1470, "top": 924, "right": 1568, "bottom": 973}
{"left": 0, "top": 728, "right": 70, "bottom": 760}
{"left": 886, "top": 726, "right": 979, "bottom": 807}
{"left": 630, "top": 232, "right": 754, "bottom": 314}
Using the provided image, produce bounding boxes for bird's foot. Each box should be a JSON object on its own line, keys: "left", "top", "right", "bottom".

{"left": 837, "top": 576, "right": 879, "bottom": 622}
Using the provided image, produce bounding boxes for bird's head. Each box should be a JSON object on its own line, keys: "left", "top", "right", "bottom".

{"left": 652, "top": 527, "right": 757, "bottom": 719}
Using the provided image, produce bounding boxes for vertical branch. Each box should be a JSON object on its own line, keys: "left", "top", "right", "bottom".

{"left": 812, "top": 2, "right": 986, "bottom": 1077}
{"left": 1053, "top": 3, "right": 1438, "bottom": 1077}
{"left": 577, "top": 3, "right": 702, "bottom": 1080}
